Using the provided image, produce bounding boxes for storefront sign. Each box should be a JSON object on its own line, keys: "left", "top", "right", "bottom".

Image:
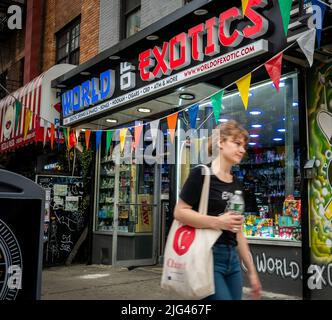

{"left": 63, "top": 39, "right": 268, "bottom": 125}
{"left": 61, "top": 0, "right": 275, "bottom": 125}
{"left": 61, "top": 69, "right": 115, "bottom": 117}
{"left": 139, "top": 0, "right": 269, "bottom": 81}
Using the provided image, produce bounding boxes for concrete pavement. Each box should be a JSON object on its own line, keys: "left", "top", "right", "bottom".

{"left": 41, "top": 264, "right": 301, "bottom": 300}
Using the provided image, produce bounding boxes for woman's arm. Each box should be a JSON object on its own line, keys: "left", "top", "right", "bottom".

{"left": 236, "top": 231, "right": 262, "bottom": 299}
{"left": 174, "top": 199, "right": 244, "bottom": 231}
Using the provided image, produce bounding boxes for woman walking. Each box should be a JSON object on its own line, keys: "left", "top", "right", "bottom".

{"left": 174, "top": 120, "right": 261, "bottom": 300}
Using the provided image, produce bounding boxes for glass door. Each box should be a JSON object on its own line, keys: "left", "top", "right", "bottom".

{"left": 112, "top": 159, "right": 159, "bottom": 267}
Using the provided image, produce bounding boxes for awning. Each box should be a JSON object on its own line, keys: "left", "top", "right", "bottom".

{"left": 0, "top": 64, "right": 75, "bottom": 152}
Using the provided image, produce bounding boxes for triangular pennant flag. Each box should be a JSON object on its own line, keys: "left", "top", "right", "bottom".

{"left": 50, "top": 123, "right": 55, "bottom": 150}
{"left": 62, "top": 126, "right": 68, "bottom": 148}
{"left": 188, "top": 104, "right": 199, "bottom": 129}
{"left": 167, "top": 113, "right": 179, "bottom": 144}
{"left": 24, "top": 109, "right": 33, "bottom": 139}
{"left": 236, "top": 74, "right": 251, "bottom": 110}
{"left": 211, "top": 90, "right": 225, "bottom": 124}
{"left": 106, "top": 130, "right": 114, "bottom": 156}
{"left": 312, "top": 0, "right": 326, "bottom": 49}
{"left": 85, "top": 130, "right": 91, "bottom": 150}
{"left": 134, "top": 125, "right": 143, "bottom": 150}
{"left": 242, "top": 0, "right": 249, "bottom": 15}
{"left": 265, "top": 53, "right": 283, "bottom": 92}
{"left": 96, "top": 131, "right": 102, "bottom": 151}
{"left": 120, "top": 128, "right": 128, "bottom": 153}
{"left": 69, "top": 130, "right": 77, "bottom": 149}
{"left": 297, "top": 28, "right": 316, "bottom": 67}
{"left": 14, "top": 100, "right": 21, "bottom": 133}
{"left": 150, "top": 119, "right": 160, "bottom": 149}
{"left": 278, "top": 0, "right": 292, "bottom": 36}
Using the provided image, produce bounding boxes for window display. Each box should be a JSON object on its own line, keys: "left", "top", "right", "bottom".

{"left": 96, "top": 148, "right": 155, "bottom": 234}
{"left": 178, "top": 72, "right": 301, "bottom": 242}
{"left": 97, "top": 157, "right": 116, "bottom": 232}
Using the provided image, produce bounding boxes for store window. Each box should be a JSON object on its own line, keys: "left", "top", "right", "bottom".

{"left": 96, "top": 126, "right": 156, "bottom": 234}
{"left": 178, "top": 72, "right": 301, "bottom": 242}
{"left": 122, "top": 0, "right": 141, "bottom": 38}
{"left": 56, "top": 19, "right": 80, "bottom": 65}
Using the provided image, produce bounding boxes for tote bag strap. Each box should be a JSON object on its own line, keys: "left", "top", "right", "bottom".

{"left": 196, "top": 164, "right": 211, "bottom": 216}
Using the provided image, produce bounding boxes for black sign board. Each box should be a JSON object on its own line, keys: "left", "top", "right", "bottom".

{"left": 0, "top": 169, "right": 44, "bottom": 300}
{"left": 35, "top": 175, "right": 85, "bottom": 266}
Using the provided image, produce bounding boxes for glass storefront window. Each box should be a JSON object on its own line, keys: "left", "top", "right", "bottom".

{"left": 178, "top": 72, "right": 301, "bottom": 242}
{"left": 95, "top": 130, "right": 155, "bottom": 234}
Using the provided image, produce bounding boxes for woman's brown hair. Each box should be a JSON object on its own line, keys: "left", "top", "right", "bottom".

{"left": 207, "top": 120, "right": 249, "bottom": 156}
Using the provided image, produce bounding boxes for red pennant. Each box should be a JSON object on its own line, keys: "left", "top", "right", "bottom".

{"left": 265, "top": 53, "right": 283, "bottom": 92}
{"left": 134, "top": 125, "right": 143, "bottom": 150}
{"left": 69, "top": 130, "right": 77, "bottom": 149}
{"left": 50, "top": 124, "right": 55, "bottom": 150}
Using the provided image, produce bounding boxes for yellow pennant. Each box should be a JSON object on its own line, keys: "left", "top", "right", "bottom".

{"left": 236, "top": 73, "right": 252, "bottom": 110}
{"left": 120, "top": 128, "right": 128, "bottom": 153}
{"left": 242, "top": 0, "right": 249, "bottom": 15}
{"left": 24, "top": 109, "right": 33, "bottom": 139}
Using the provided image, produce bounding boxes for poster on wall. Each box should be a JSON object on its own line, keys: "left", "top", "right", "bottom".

{"left": 136, "top": 194, "right": 153, "bottom": 233}
{"left": 307, "top": 62, "right": 332, "bottom": 296}
{"left": 35, "top": 175, "right": 85, "bottom": 266}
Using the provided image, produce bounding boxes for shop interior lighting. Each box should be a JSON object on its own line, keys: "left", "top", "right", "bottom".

{"left": 250, "top": 134, "right": 260, "bottom": 138}
{"left": 137, "top": 108, "right": 151, "bottom": 113}
{"left": 218, "top": 118, "right": 228, "bottom": 122}
{"left": 277, "top": 128, "right": 286, "bottom": 132}
{"left": 106, "top": 118, "right": 118, "bottom": 123}
{"left": 194, "top": 9, "right": 208, "bottom": 15}
{"left": 273, "top": 138, "right": 283, "bottom": 141}
{"left": 249, "top": 111, "right": 261, "bottom": 115}
{"left": 293, "top": 102, "right": 299, "bottom": 107}
{"left": 109, "top": 55, "right": 120, "bottom": 60}
{"left": 81, "top": 129, "right": 86, "bottom": 132}
{"left": 248, "top": 142, "right": 256, "bottom": 146}
{"left": 146, "top": 35, "right": 159, "bottom": 40}
{"left": 251, "top": 124, "right": 262, "bottom": 128}
{"left": 179, "top": 93, "right": 195, "bottom": 100}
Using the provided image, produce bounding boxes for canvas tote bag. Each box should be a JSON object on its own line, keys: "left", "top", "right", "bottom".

{"left": 161, "top": 165, "right": 222, "bottom": 299}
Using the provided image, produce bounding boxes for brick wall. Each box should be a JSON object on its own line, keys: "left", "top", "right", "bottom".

{"left": 42, "top": 0, "right": 82, "bottom": 71}
{"left": 42, "top": 0, "right": 99, "bottom": 70}
{"left": 80, "top": 0, "right": 100, "bottom": 63}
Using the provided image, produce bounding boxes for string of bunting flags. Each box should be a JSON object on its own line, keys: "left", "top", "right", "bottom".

{"left": 0, "top": 0, "right": 322, "bottom": 154}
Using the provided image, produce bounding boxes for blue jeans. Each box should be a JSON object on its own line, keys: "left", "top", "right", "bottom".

{"left": 204, "top": 244, "right": 243, "bottom": 300}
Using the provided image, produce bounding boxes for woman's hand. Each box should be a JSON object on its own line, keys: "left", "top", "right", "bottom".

{"left": 215, "top": 212, "right": 244, "bottom": 232}
{"left": 248, "top": 272, "right": 262, "bottom": 300}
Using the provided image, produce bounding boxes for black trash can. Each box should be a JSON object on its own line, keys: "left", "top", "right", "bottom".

{"left": 0, "top": 169, "right": 45, "bottom": 300}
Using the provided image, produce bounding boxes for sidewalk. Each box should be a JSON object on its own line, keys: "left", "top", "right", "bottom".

{"left": 41, "top": 264, "right": 301, "bottom": 300}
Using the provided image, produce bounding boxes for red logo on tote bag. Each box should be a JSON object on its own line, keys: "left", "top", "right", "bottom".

{"left": 173, "top": 226, "right": 196, "bottom": 256}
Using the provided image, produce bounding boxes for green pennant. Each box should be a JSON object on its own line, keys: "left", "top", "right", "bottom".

{"left": 211, "top": 90, "right": 224, "bottom": 124}
{"left": 278, "top": 0, "right": 292, "bottom": 36}
{"left": 14, "top": 100, "right": 22, "bottom": 133}
{"left": 106, "top": 130, "right": 114, "bottom": 156}
{"left": 63, "top": 127, "right": 68, "bottom": 147}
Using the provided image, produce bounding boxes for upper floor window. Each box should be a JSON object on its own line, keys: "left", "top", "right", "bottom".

{"left": 56, "top": 19, "right": 80, "bottom": 65}
{"left": 123, "top": 0, "right": 141, "bottom": 38}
